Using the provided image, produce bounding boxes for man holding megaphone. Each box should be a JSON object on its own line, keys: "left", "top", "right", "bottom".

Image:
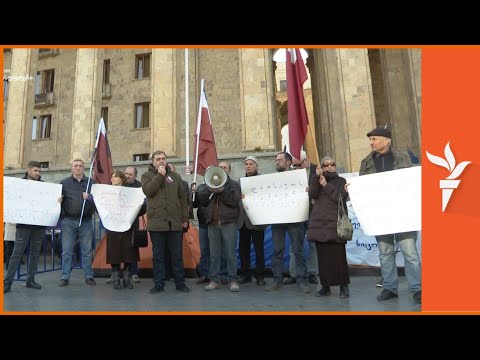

{"left": 198, "top": 162, "right": 241, "bottom": 292}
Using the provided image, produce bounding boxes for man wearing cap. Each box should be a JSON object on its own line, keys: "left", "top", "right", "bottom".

{"left": 359, "top": 126, "right": 422, "bottom": 304}
{"left": 237, "top": 156, "right": 267, "bottom": 286}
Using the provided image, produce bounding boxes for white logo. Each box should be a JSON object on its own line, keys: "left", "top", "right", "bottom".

{"left": 426, "top": 142, "right": 471, "bottom": 212}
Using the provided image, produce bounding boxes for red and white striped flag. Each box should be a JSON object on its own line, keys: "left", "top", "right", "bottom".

{"left": 286, "top": 48, "right": 309, "bottom": 160}
{"left": 193, "top": 79, "right": 218, "bottom": 176}
{"left": 93, "top": 118, "right": 113, "bottom": 184}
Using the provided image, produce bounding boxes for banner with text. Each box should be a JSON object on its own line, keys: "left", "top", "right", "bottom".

{"left": 91, "top": 184, "right": 146, "bottom": 232}
{"left": 3, "top": 176, "right": 62, "bottom": 226}
{"left": 240, "top": 169, "right": 309, "bottom": 225}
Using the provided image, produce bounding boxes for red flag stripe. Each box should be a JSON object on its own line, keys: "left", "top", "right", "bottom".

{"left": 286, "top": 48, "right": 309, "bottom": 160}
{"left": 93, "top": 118, "right": 113, "bottom": 184}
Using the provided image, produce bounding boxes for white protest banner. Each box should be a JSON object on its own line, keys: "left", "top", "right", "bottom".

{"left": 347, "top": 166, "right": 421, "bottom": 236}
{"left": 240, "top": 169, "right": 309, "bottom": 225}
{"left": 91, "top": 184, "right": 146, "bottom": 232}
{"left": 3, "top": 176, "right": 62, "bottom": 226}
{"left": 337, "top": 172, "right": 422, "bottom": 266}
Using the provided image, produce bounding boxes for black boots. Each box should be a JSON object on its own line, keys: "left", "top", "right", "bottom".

{"left": 123, "top": 270, "right": 133, "bottom": 289}
{"left": 26, "top": 277, "right": 42, "bottom": 290}
{"left": 315, "top": 286, "right": 331, "bottom": 296}
{"left": 339, "top": 285, "right": 350, "bottom": 298}
{"left": 112, "top": 271, "right": 122, "bottom": 290}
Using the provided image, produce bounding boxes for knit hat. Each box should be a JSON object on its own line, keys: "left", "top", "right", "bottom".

{"left": 244, "top": 156, "right": 258, "bottom": 165}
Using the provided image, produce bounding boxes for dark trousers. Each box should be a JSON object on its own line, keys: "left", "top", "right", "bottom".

{"left": 150, "top": 231, "right": 185, "bottom": 288}
{"left": 238, "top": 224, "right": 265, "bottom": 278}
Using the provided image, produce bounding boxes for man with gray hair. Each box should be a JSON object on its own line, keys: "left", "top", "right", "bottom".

{"left": 360, "top": 126, "right": 422, "bottom": 304}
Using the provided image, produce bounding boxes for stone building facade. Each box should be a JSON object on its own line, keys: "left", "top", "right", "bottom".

{"left": 3, "top": 47, "right": 421, "bottom": 181}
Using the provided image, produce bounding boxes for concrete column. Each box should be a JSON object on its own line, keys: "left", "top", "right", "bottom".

{"left": 4, "top": 49, "right": 33, "bottom": 169}
{"left": 238, "top": 49, "right": 276, "bottom": 151}
{"left": 312, "top": 48, "right": 376, "bottom": 172}
{"left": 71, "top": 49, "right": 98, "bottom": 162}
{"left": 151, "top": 48, "right": 176, "bottom": 156}
{"left": 380, "top": 49, "right": 421, "bottom": 156}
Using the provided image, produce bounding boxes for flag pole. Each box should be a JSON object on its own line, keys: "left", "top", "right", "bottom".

{"left": 192, "top": 79, "right": 204, "bottom": 201}
{"left": 79, "top": 118, "right": 103, "bottom": 227}
{"left": 185, "top": 49, "right": 190, "bottom": 175}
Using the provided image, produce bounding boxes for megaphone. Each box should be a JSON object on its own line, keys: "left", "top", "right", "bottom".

{"left": 204, "top": 166, "right": 228, "bottom": 189}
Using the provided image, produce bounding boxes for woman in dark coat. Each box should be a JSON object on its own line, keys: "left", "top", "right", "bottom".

{"left": 307, "top": 156, "right": 350, "bottom": 298}
{"left": 107, "top": 170, "right": 141, "bottom": 290}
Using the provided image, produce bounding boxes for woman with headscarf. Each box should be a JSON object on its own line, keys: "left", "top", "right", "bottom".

{"left": 307, "top": 156, "right": 350, "bottom": 298}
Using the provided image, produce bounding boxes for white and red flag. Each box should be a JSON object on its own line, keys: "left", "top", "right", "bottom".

{"left": 193, "top": 79, "right": 218, "bottom": 176}
{"left": 93, "top": 118, "right": 113, "bottom": 185}
{"left": 286, "top": 48, "right": 309, "bottom": 160}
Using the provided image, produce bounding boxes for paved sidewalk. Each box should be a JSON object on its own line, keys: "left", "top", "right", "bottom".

{"left": 3, "top": 269, "right": 421, "bottom": 313}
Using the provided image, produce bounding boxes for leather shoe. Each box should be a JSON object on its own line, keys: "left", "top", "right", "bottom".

{"left": 26, "top": 279, "right": 42, "bottom": 290}
{"left": 4, "top": 283, "right": 11, "bottom": 293}
{"left": 196, "top": 276, "right": 210, "bottom": 285}
{"left": 238, "top": 275, "right": 252, "bottom": 284}
{"left": 256, "top": 278, "right": 266, "bottom": 286}
{"left": 314, "top": 286, "right": 331, "bottom": 296}
{"left": 85, "top": 278, "right": 96, "bottom": 286}
{"left": 150, "top": 285, "right": 164, "bottom": 294}
{"left": 282, "top": 276, "right": 296, "bottom": 285}
{"left": 308, "top": 274, "right": 318, "bottom": 284}
{"left": 413, "top": 291, "right": 422, "bottom": 304}
{"left": 376, "top": 289, "right": 398, "bottom": 301}
{"left": 58, "top": 279, "right": 69, "bottom": 287}
{"left": 176, "top": 285, "right": 191, "bottom": 293}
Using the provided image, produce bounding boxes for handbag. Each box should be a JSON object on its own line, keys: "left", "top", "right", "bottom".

{"left": 337, "top": 195, "right": 353, "bottom": 241}
{"left": 131, "top": 216, "right": 148, "bottom": 248}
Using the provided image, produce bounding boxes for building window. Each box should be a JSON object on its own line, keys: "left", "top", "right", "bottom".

{"left": 103, "top": 59, "right": 110, "bottom": 85}
{"left": 101, "top": 107, "right": 109, "bottom": 130}
{"left": 133, "top": 154, "right": 150, "bottom": 161}
{"left": 135, "top": 54, "right": 151, "bottom": 79}
{"left": 279, "top": 80, "right": 287, "bottom": 91}
{"left": 32, "top": 115, "right": 52, "bottom": 139}
{"left": 134, "top": 102, "right": 150, "bottom": 128}
{"left": 39, "top": 48, "right": 51, "bottom": 54}
{"left": 3, "top": 48, "right": 12, "bottom": 53}
{"left": 3, "top": 79, "right": 8, "bottom": 101}
{"left": 40, "top": 162, "right": 49, "bottom": 169}
{"left": 35, "top": 69, "right": 55, "bottom": 95}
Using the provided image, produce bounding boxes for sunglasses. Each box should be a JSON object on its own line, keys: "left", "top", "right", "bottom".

{"left": 322, "top": 162, "right": 336, "bottom": 168}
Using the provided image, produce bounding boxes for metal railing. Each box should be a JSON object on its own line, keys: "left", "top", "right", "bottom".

{"left": 11, "top": 214, "right": 105, "bottom": 281}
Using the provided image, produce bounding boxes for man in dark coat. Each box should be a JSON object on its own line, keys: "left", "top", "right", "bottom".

{"left": 142, "top": 151, "right": 190, "bottom": 294}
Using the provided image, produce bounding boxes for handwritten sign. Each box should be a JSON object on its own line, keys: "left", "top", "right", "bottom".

{"left": 91, "top": 184, "right": 146, "bottom": 232}
{"left": 3, "top": 176, "right": 62, "bottom": 226}
{"left": 347, "top": 167, "right": 421, "bottom": 236}
{"left": 240, "top": 169, "right": 309, "bottom": 225}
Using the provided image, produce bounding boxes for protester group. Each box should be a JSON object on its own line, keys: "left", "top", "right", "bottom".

{"left": 3, "top": 125, "right": 422, "bottom": 305}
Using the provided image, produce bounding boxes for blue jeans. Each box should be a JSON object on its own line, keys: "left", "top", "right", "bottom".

{"left": 198, "top": 225, "right": 227, "bottom": 278}
{"left": 60, "top": 218, "right": 94, "bottom": 280}
{"left": 4, "top": 227, "right": 44, "bottom": 284}
{"left": 376, "top": 231, "right": 421, "bottom": 294}
{"left": 208, "top": 223, "right": 239, "bottom": 282}
{"left": 289, "top": 239, "right": 318, "bottom": 277}
{"left": 271, "top": 223, "right": 307, "bottom": 284}
{"left": 150, "top": 231, "right": 185, "bottom": 288}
